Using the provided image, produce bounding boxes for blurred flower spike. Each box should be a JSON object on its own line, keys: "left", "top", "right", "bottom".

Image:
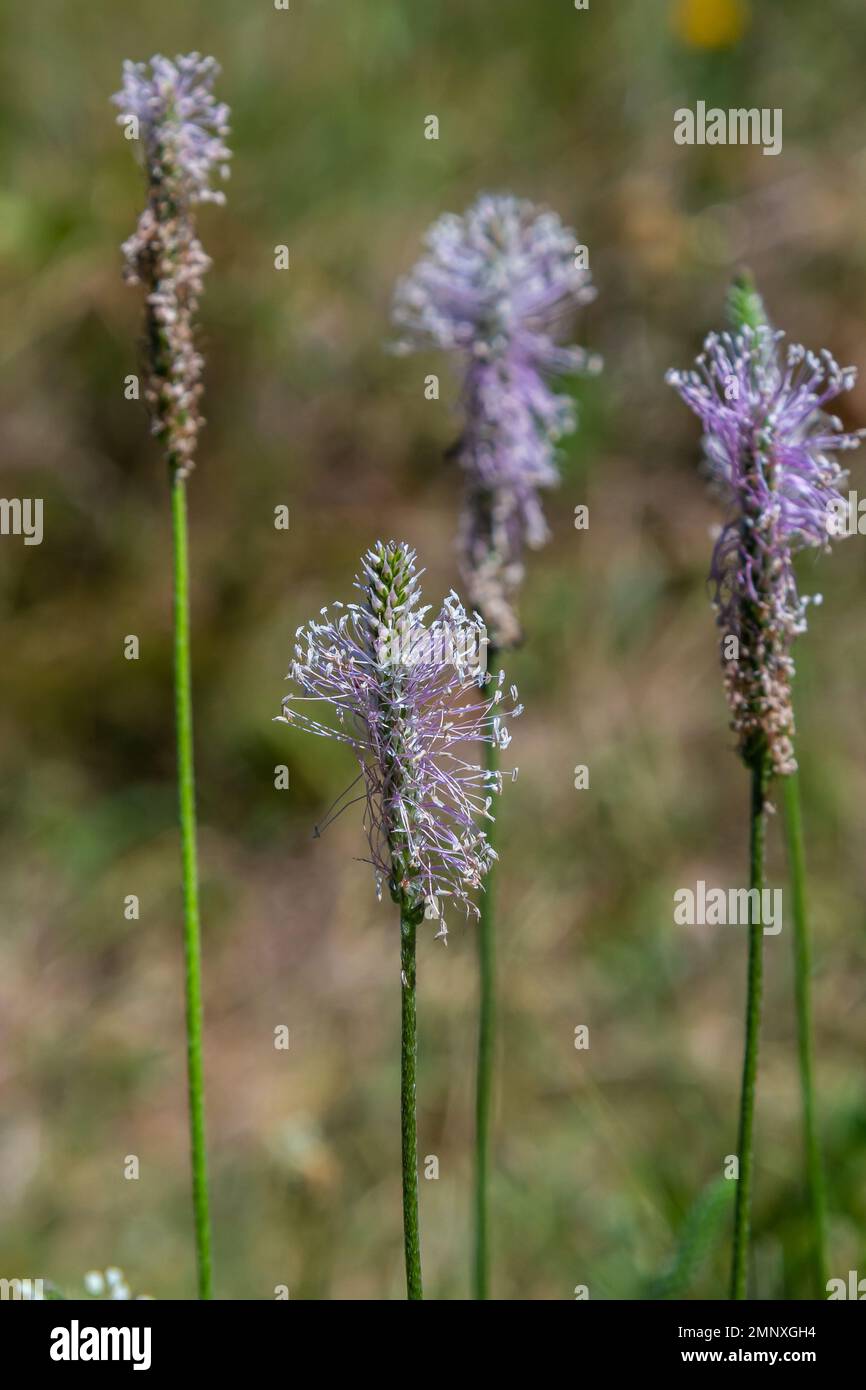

{"left": 112, "top": 53, "right": 231, "bottom": 206}
{"left": 112, "top": 54, "right": 230, "bottom": 478}
{"left": 393, "top": 194, "right": 600, "bottom": 649}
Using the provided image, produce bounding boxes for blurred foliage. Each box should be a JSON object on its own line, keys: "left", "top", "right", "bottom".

{"left": 2, "top": 0, "right": 866, "bottom": 1299}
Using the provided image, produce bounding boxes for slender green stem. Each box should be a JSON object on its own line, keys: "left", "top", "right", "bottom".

{"left": 782, "top": 771, "right": 828, "bottom": 1295}
{"left": 170, "top": 470, "right": 213, "bottom": 1301}
{"left": 473, "top": 735, "right": 498, "bottom": 1300}
{"left": 400, "top": 903, "right": 423, "bottom": 1299}
{"left": 730, "top": 755, "right": 768, "bottom": 1300}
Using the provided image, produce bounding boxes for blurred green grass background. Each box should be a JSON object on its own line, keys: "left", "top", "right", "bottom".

{"left": 2, "top": 0, "right": 866, "bottom": 1299}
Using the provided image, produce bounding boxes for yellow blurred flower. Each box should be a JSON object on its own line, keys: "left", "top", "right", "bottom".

{"left": 672, "top": 0, "right": 749, "bottom": 49}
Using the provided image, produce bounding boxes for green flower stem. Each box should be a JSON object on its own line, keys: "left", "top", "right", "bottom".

{"left": 399, "top": 901, "right": 423, "bottom": 1299}
{"left": 473, "top": 733, "right": 498, "bottom": 1300}
{"left": 730, "top": 754, "right": 769, "bottom": 1300}
{"left": 782, "top": 770, "right": 828, "bottom": 1296}
{"left": 725, "top": 275, "right": 828, "bottom": 1296}
{"left": 170, "top": 469, "right": 213, "bottom": 1301}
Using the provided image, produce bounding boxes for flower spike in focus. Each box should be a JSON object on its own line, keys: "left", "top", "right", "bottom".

{"left": 277, "top": 541, "right": 522, "bottom": 936}
{"left": 667, "top": 323, "right": 863, "bottom": 776}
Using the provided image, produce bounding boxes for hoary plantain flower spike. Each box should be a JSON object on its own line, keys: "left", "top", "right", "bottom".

{"left": 112, "top": 54, "right": 231, "bottom": 478}
{"left": 392, "top": 193, "right": 601, "bottom": 649}
{"left": 667, "top": 323, "right": 863, "bottom": 776}
{"left": 277, "top": 541, "right": 522, "bottom": 937}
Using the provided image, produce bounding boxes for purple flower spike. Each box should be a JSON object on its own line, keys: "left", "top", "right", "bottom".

{"left": 667, "top": 324, "right": 863, "bottom": 775}
{"left": 113, "top": 54, "right": 231, "bottom": 206}
{"left": 393, "top": 194, "right": 601, "bottom": 648}
{"left": 277, "top": 541, "right": 522, "bottom": 937}
{"left": 113, "top": 55, "right": 231, "bottom": 478}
